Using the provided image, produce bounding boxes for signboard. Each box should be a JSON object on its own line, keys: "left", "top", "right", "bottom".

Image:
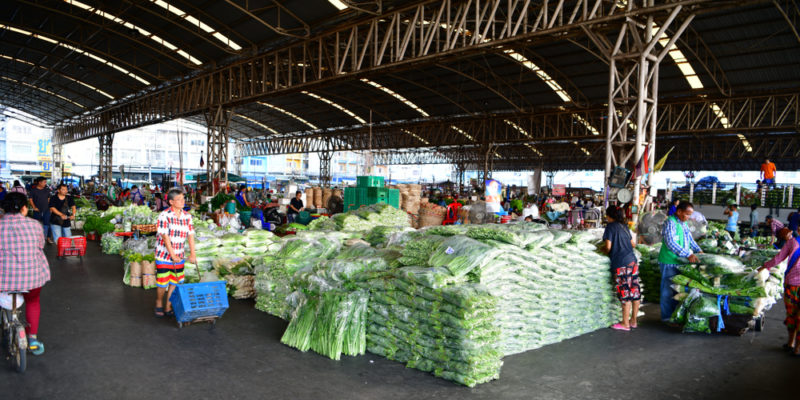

{"left": 37, "top": 155, "right": 52, "bottom": 162}
{"left": 64, "top": 163, "right": 72, "bottom": 174}
{"left": 552, "top": 184, "right": 566, "bottom": 196}
{"left": 485, "top": 179, "right": 502, "bottom": 213}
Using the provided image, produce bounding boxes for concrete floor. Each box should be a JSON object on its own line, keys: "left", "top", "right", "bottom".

{"left": 1, "top": 243, "right": 796, "bottom": 399}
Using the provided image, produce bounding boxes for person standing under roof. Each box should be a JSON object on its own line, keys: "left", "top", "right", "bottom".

{"left": 28, "top": 177, "right": 53, "bottom": 244}
{"left": 658, "top": 201, "right": 702, "bottom": 323}
{"left": 9, "top": 180, "right": 26, "bottom": 194}
{"left": 761, "top": 158, "right": 777, "bottom": 189}
{"left": 767, "top": 215, "right": 786, "bottom": 248}
{"left": 724, "top": 204, "right": 739, "bottom": 237}
{"left": 130, "top": 185, "right": 144, "bottom": 205}
{"left": 759, "top": 227, "right": 800, "bottom": 356}
{"left": 602, "top": 205, "right": 641, "bottom": 331}
{"left": 48, "top": 183, "right": 76, "bottom": 243}
{"left": 153, "top": 188, "right": 196, "bottom": 318}
{"left": 667, "top": 198, "right": 679, "bottom": 216}
{"left": 749, "top": 205, "right": 760, "bottom": 238}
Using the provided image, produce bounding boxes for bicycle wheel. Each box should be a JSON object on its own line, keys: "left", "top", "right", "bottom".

{"left": 10, "top": 323, "right": 26, "bottom": 373}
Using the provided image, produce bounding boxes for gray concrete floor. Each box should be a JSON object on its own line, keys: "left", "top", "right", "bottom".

{"left": 1, "top": 243, "right": 796, "bottom": 399}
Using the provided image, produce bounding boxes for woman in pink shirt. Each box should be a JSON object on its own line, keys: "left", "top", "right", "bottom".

{"left": 759, "top": 227, "right": 800, "bottom": 356}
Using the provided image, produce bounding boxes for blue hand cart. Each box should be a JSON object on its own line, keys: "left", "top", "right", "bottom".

{"left": 169, "top": 279, "right": 229, "bottom": 329}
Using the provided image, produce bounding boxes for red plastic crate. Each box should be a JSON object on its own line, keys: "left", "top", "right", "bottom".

{"left": 58, "top": 236, "right": 87, "bottom": 257}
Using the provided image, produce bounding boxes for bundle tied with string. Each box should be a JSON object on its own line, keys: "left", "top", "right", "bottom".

{"left": 129, "top": 260, "right": 143, "bottom": 287}
{"left": 314, "top": 187, "right": 323, "bottom": 209}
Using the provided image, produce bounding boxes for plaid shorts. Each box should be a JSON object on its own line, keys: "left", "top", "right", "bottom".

{"left": 155, "top": 260, "right": 185, "bottom": 288}
{"left": 614, "top": 261, "right": 642, "bottom": 302}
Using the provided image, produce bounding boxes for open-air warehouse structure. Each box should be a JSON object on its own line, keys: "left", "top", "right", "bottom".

{"left": 2, "top": 0, "right": 799, "bottom": 194}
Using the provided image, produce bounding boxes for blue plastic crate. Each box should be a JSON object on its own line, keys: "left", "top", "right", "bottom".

{"left": 169, "top": 281, "right": 229, "bottom": 323}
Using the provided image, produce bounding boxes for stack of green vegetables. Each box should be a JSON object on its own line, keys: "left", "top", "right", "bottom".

{"left": 669, "top": 253, "right": 786, "bottom": 333}
{"left": 101, "top": 233, "right": 124, "bottom": 254}
{"left": 308, "top": 203, "right": 409, "bottom": 232}
{"left": 637, "top": 243, "right": 662, "bottom": 304}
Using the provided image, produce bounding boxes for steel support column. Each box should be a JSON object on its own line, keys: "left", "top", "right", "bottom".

{"left": 205, "top": 106, "right": 232, "bottom": 195}
{"left": 98, "top": 134, "right": 114, "bottom": 184}
{"left": 319, "top": 150, "right": 333, "bottom": 188}
{"left": 52, "top": 143, "right": 63, "bottom": 183}
{"left": 596, "top": 2, "right": 693, "bottom": 222}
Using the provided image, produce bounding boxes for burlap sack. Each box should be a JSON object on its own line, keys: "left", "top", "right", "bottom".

{"left": 305, "top": 188, "right": 314, "bottom": 205}
{"left": 322, "top": 188, "right": 332, "bottom": 210}
{"left": 313, "top": 187, "right": 323, "bottom": 208}
{"left": 130, "top": 261, "right": 142, "bottom": 278}
{"left": 419, "top": 213, "right": 444, "bottom": 227}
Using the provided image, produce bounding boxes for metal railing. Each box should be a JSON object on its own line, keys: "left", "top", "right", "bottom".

{"left": 667, "top": 181, "right": 799, "bottom": 208}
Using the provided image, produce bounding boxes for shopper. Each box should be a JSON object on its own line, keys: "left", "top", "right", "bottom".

{"left": 49, "top": 183, "right": 76, "bottom": 243}
{"left": 0, "top": 192, "right": 50, "bottom": 355}
{"left": 760, "top": 158, "right": 777, "bottom": 189}
{"left": 130, "top": 185, "right": 144, "bottom": 205}
{"left": 10, "top": 180, "right": 26, "bottom": 194}
{"left": 658, "top": 201, "right": 702, "bottom": 323}
{"left": 788, "top": 208, "right": 800, "bottom": 238}
{"left": 235, "top": 185, "right": 251, "bottom": 209}
{"left": 153, "top": 192, "right": 168, "bottom": 212}
{"left": 28, "top": 177, "right": 53, "bottom": 244}
{"left": 602, "top": 206, "right": 641, "bottom": 331}
{"left": 723, "top": 204, "right": 739, "bottom": 236}
{"left": 767, "top": 215, "right": 786, "bottom": 248}
{"left": 287, "top": 190, "right": 304, "bottom": 223}
{"left": 759, "top": 227, "right": 800, "bottom": 356}
{"left": 667, "top": 199, "right": 679, "bottom": 216}
{"left": 750, "top": 205, "right": 760, "bottom": 237}
{"left": 153, "top": 188, "right": 196, "bottom": 318}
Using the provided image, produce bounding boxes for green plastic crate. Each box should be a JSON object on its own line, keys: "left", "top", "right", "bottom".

{"left": 387, "top": 189, "right": 400, "bottom": 208}
{"left": 357, "top": 175, "right": 385, "bottom": 188}
{"left": 344, "top": 188, "right": 358, "bottom": 211}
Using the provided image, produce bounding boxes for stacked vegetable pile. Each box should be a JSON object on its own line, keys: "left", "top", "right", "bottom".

{"left": 669, "top": 253, "right": 786, "bottom": 333}
{"left": 101, "top": 233, "right": 124, "bottom": 254}
{"left": 637, "top": 243, "right": 662, "bottom": 304}
{"left": 306, "top": 203, "right": 410, "bottom": 232}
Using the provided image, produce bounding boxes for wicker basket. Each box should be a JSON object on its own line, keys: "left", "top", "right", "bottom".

{"left": 132, "top": 224, "right": 157, "bottom": 234}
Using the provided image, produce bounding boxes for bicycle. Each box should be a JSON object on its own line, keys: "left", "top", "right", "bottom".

{"left": 1, "top": 292, "right": 27, "bottom": 373}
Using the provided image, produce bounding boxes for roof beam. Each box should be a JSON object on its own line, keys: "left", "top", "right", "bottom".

{"left": 55, "top": 0, "right": 728, "bottom": 144}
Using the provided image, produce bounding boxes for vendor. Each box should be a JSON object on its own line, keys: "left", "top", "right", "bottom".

{"left": 758, "top": 227, "right": 800, "bottom": 356}
{"left": 658, "top": 201, "right": 702, "bottom": 324}
{"left": 602, "top": 205, "right": 641, "bottom": 331}
{"left": 723, "top": 204, "right": 739, "bottom": 236}
{"left": 767, "top": 215, "right": 786, "bottom": 248}
{"left": 287, "top": 190, "right": 304, "bottom": 223}
{"left": 235, "top": 185, "right": 251, "bottom": 208}
{"left": 130, "top": 185, "right": 144, "bottom": 205}
{"left": 667, "top": 199, "right": 679, "bottom": 216}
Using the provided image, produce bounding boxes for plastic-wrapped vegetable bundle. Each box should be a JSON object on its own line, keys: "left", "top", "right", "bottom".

{"left": 636, "top": 243, "right": 662, "bottom": 303}
{"left": 101, "top": 233, "right": 124, "bottom": 254}
{"left": 254, "top": 260, "right": 294, "bottom": 319}
{"left": 281, "top": 290, "right": 370, "bottom": 360}
{"left": 366, "top": 278, "right": 503, "bottom": 387}
{"left": 398, "top": 235, "right": 446, "bottom": 266}
{"left": 428, "top": 236, "right": 499, "bottom": 277}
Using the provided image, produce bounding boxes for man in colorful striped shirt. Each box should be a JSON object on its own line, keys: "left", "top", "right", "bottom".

{"left": 658, "top": 201, "right": 702, "bottom": 323}
{"left": 153, "top": 188, "right": 196, "bottom": 318}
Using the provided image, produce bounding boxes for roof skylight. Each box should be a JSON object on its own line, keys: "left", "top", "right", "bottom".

{"left": 65, "top": 0, "right": 202, "bottom": 65}
{"left": 0, "top": 54, "right": 114, "bottom": 99}
{"left": 0, "top": 76, "right": 86, "bottom": 109}
{"left": 233, "top": 113, "right": 279, "bottom": 135}
{"left": 149, "top": 0, "right": 242, "bottom": 51}
{"left": 302, "top": 91, "right": 366, "bottom": 124}
{"left": 259, "top": 102, "right": 318, "bottom": 130}
{"left": 360, "top": 78, "right": 430, "bottom": 117}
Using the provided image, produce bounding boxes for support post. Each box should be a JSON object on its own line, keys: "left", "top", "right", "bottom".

{"left": 735, "top": 183, "right": 741, "bottom": 205}
{"left": 319, "top": 150, "right": 332, "bottom": 188}
{"left": 205, "top": 106, "right": 232, "bottom": 195}
{"left": 98, "top": 134, "right": 114, "bottom": 184}
{"left": 598, "top": 2, "right": 692, "bottom": 229}
{"left": 667, "top": 181, "right": 673, "bottom": 202}
{"left": 711, "top": 182, "right": 717, "bottom": 205}
{"left": 52, "top": 144, "right": 63, "bottom": 184}
{"left": 689, "top": 182, "right": 694, "bottom": 203}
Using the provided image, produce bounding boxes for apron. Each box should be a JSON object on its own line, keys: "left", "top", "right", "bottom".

{"left": 658, "top": 215, "right": 687, "bottom": 265}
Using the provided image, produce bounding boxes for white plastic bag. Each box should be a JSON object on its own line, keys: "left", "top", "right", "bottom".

{"left": 0, "top": 292, "right": 25, "bottom": 310}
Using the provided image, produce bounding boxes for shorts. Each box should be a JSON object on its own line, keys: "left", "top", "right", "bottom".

{"left": 764, "top": 178, "right": 775, "bottom": 186}
{"left": 614, "top": 261, "right": 642, "bottom": 302}
{"left": 784, "top": 285, "right": 800, "bottom": 331}
{"left": 155, "top": 261, "right": 185, "bottom": 288}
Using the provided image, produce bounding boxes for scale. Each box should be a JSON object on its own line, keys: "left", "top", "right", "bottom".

{"left": 616, "top": 188, "right": 632, "bottom": 203}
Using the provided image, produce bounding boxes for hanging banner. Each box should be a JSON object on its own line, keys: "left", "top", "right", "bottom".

{"left": 552, "top": 184, "right": 566, "bottom": 196}
{"left": 485, "top": 179, "right": 502, "bottom": 213}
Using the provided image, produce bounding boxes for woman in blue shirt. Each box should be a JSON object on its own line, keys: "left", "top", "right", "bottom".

{"left": 602, "top": 205, "right": 641, "bottom": 331}
{"left": 724, "top": 204, "right": 739, "bottom": 236}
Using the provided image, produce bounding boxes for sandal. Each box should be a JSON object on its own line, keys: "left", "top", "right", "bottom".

{"left": 164, "top": 309, "right": 175, "bottom": 317}
{"left": 630, "top": 323, "right": 638, "bottom": 329}
{"left": 154, "top": 307, "right": 165, "bottom": 318}
{"left": 28, "top": 339, "right": 45, "bottom": 356}
{"left": 611, "top": 323, "right": 630, "bottom": 331}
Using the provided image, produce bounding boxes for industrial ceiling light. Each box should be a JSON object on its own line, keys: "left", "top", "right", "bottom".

{"left": 0, "top": 76, "right": 86, "bottom": 109}
{"left": 65, "top": 0, "right": 203, "bottom": 65}
{"left": 233, "top": 113, "right": 279, "bottom": 135}
{"left": 302, "top": 91, "right": 366, "bottom": 124}
{"left": 259, "top": 102, "right": 318, "bottom": 130}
